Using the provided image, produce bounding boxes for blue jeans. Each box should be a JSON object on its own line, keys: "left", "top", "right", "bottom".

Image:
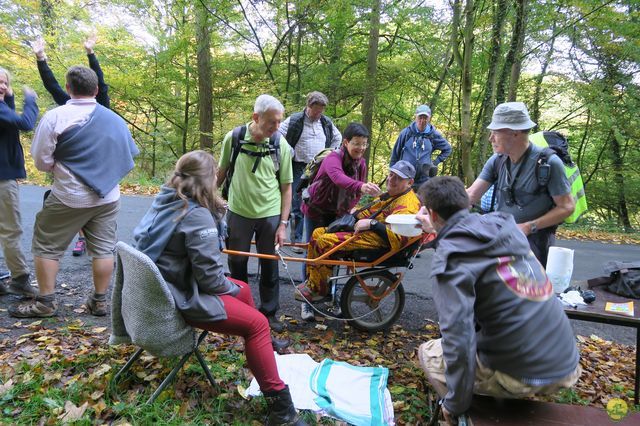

{"left": 291, "top": 161, "right": 306, "bottom": 243}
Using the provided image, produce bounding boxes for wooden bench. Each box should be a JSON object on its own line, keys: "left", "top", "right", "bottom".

{"left": 424, "top": 370, "right": 640, "bottom": 425}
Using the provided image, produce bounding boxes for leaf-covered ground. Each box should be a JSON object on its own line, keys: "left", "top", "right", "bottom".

{"left": 0, "top": 318, "right": 636, "bottom": 425}
{"left": 557, "top": 229, "right": 640, "bottom": 245}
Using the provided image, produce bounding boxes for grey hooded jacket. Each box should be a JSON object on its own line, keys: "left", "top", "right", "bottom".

{"left": 134, "top": 187, "right": 239, "bottom": 323}
{"left": 431, "top": 209, "right": 579, "bottom": 416}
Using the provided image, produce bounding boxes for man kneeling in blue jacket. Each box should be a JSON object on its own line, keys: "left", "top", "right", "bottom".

{"left": 415, "top": 176, "right": 581, "bottom": 424}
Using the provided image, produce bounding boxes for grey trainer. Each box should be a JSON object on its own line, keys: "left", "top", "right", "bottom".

{"left": 7, "top": 275, "right": 37, "bottom": 297}
{"left": 9, "top": 299, "right": 58, "bottom": 318}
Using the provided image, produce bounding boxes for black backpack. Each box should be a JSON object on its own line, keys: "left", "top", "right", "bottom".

{"left": 588, "top": 261, "right": 640, "bottom": 299}
{"left": 221, "top": 125, "right": 281, "bottom": 199}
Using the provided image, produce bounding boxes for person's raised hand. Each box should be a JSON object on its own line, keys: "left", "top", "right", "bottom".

{"left": 32, "top": 38, "right": 46, "bottom": 61}
{"left": 361, "top": 182, "right": 381, "bottom": 196}
{"left": 22, "top": 86, "right": 37, "bottom": 100}
{"left": 415, "top": 206, "right": 435, "bottom": 234}
{"left": 84, "top": 35, "right": 97, "bottom": 54}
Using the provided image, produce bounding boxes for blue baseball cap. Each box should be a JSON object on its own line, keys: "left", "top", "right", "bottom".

{"left": 389, "top": 160, "right": 416, "bottom": 179}
{"left": 415, "top": 105, "right": 431, "bottom": 117}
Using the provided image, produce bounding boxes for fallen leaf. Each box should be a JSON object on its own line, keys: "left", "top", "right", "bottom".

{"left": 58, "top": 400, "right": 88, "bottom": 423}
{"left": 90, "top": 390, "right": 104, "bottom": 400}
{"left": 92, "top": 399, "right": 106, "bottom": 416}
{"left": 0, "top": 379, "right": 14, "bottom": 395}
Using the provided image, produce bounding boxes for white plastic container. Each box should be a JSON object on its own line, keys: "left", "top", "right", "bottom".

{"left": 546, "top": 246, "right": 574, "bottom": 293}
{"left": 385, "top": 214, "right": 422, "bottom": 237}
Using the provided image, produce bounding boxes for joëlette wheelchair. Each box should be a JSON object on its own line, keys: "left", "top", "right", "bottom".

{"left": 223, "top": 231, "right": 436, "bottom": 332}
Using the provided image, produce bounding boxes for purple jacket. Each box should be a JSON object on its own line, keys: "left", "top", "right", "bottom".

{"left": 302, "top": 147, "right": 366, "bottom": 220}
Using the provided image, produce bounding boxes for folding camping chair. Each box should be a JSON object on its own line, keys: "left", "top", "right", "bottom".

{"left": 109, "top": 242, "right": 216, "bottom": 404}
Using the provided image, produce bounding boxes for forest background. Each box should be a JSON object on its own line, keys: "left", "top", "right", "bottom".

{"left": 1, "top": 0, "right": 639, "bottom": 232}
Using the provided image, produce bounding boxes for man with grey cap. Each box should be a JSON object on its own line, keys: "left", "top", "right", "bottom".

{"left": 390, "top": 104, "right": 451, "bottom": 189}
{"left": 467, "top": 102, "right": 575, "bottom": 266}
{"left": 295, "top": 160, "right": 421, "bottom": 309}
{"left": 278, "top": 91, "right": 342, "bottom": 249}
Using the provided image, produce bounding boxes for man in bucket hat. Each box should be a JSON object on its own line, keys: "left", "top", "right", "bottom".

{"left": 467, "top": 102, "right": 575, "bottom": 266}
{"left": 390, "top": 104, "right": 451, "bottom": 189}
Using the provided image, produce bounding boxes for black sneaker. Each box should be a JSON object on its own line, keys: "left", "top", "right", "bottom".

{"left": 0, "top": 269, "right": 10, "bottom": 281}
{"left": 271, "top": 337, "right": 291, "bottom": 354}
{"left": 266, "top": 314, "right": 286, "bottom": 333}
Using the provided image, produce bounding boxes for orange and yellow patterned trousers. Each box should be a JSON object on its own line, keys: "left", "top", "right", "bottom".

{"left": 305, "top": 227, "right": 388, "bottom": 296}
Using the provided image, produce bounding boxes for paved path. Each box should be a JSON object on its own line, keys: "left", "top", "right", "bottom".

{"left": 6, "top": 184, "right": 640, "bottom": 345}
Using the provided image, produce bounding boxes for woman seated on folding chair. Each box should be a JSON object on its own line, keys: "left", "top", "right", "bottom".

{"left": 296, "top": 160, "right": 421, "bottom": 303}
{"left": 133, "top": 150, "right": 306, "bottom": 426}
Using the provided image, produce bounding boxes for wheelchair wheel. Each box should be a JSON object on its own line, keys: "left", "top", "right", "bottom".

{"left": 340, "top": 269, "right": 405, "bottom": 332}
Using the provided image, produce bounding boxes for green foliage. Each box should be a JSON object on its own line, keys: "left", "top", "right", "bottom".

{"left": 0, "top": 0, "right": 638, "bottom": 228}
{"left": 555, "top": 388, "right": 590, "bottom": 406}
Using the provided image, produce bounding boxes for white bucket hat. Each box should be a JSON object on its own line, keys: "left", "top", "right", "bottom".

{"left": 487, "top": 102, "right": 536, "bottom": 130}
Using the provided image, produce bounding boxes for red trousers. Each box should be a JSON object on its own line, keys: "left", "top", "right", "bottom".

{"left": 188, "top": 279, "right": 285, "bottom": 392}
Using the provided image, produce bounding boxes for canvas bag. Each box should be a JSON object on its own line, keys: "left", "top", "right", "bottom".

{"left": 588, "top": 261, "right": 640, "bottom": 299}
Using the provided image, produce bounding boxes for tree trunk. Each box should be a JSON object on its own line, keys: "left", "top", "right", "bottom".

{"left": 507, "top": 0, "right": 528, "bottom": 101}
{"left": 496, "top": 0, "right": 525, "bottom": 104}
{"left": 531, "top": 19, "right": 557, "bottom": 127}
{"left": 610, "top": 131, "right": 633, "bottom": 231}
{"left": 459, "top": 0, "right": 475, "bottom": 184}
{"left": 362, "top": 0, "right": 381, "bottom": 168}
{"left": 196, "top": 1, "right": 213, "bottom": 150}
{"left": 40, "top": 0, "right": 55, "bottom": 35}
{"left": 294, "top": 26, "right": 303, "bottom": 106}
{"left": 181, "top": 12, "right": 190, "bottom": 155}
{"left": 475, "top": 0, "right": 509, "bottom": 173}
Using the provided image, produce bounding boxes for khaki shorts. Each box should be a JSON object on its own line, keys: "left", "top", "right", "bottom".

{"left": 32, "top": 193, "right": 120, "bottom": 260}
{"left": 418, "top": 338, "right": 581, "bottom": 398}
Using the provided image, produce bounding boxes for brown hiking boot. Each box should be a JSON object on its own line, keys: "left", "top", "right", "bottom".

{"left": 9, "top": 299, "right": 58, "bottom": 318}
{"left": 86, "top": 295, "right": 108, "bottom": 316}
{"left": 6, "top": 274, "right": 37, "bottom": 297}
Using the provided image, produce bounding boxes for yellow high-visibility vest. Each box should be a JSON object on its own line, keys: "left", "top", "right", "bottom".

{"left": 530, "top": 132, "right": 588, "bottom": 223}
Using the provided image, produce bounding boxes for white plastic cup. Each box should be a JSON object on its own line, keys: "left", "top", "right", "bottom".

{"left": 546, "top": 246, "right": 574, "bottom": 293}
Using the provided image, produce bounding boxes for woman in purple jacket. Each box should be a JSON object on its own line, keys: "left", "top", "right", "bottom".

{"left": 299, "top": 122, "right": 380, "bottom": 320}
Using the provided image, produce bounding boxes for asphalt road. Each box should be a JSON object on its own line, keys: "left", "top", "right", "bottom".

{"left": 5, "top": 184, "right": 640, "bottom": 346}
